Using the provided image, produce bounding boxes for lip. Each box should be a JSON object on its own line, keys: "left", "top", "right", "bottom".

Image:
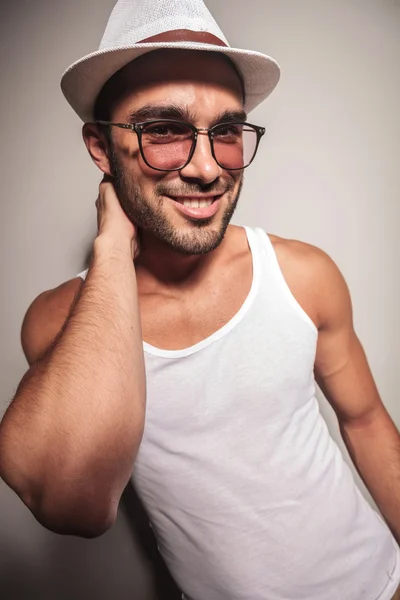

{"left": 167, "top": 194, "right": 223, "bottom": 219}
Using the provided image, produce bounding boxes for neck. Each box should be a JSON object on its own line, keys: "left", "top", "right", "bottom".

{"left": 134, "top": 226, "right": 230, "bottom": 291}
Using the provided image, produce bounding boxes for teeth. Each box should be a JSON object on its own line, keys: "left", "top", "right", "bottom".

{"left": 181, "top": 198, "right": 214, "bottom": 208}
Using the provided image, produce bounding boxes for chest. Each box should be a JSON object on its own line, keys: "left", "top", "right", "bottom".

{"left": 137, "top": 245, "right": 319, "bottom": 351}
{"left": 138, "top": 254, "right": 253, "bottom": 350}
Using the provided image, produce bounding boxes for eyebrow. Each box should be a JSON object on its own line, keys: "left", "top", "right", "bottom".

{"left": 210, "top": 109, "right": 248, "bottom": 127}
{"left": 126, "top": 104, "right": 248, "bottom": 126}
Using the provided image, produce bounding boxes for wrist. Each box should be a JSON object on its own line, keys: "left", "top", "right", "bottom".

{"left": 93, "top": 233, "right": 134, "bottom": 262}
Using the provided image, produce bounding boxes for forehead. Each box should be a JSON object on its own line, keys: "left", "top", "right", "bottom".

{"left": 106, "top": 49, "right": 244, "bottom": 120}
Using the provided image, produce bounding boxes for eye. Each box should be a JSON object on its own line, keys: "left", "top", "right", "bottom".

{"left": 145, "top": 125, "right": 169, "bottom": 136}
{"left": 143, "top": 122, "right": 192, "bottom": 140}
{"left": 213, "top": 123, "right": 243, "bottom": 139}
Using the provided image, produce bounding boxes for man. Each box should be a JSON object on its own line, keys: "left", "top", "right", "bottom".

{"left": 0, "top": 0, "right": 399, "bottom": 599}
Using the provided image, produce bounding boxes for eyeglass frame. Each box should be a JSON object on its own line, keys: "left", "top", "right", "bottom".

{"left": 95, "top": 119, "right": 266, "bottom": 172}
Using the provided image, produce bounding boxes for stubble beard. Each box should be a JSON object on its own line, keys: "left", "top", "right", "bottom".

{"left": 108, "top": 145, "right": 244, "bottom": 256}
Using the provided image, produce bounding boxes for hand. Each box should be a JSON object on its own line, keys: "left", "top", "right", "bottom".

{"left": 95, "top": 175, "right": 140, "bottom": 260}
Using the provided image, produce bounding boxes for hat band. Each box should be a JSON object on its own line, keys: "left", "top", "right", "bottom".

{"left": 138, "top": 29, "right": 228, "bottom": 47}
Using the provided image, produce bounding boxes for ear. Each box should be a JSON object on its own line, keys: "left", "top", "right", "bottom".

{"left": 82, "top": 123, "right": 112, "bottom": 176}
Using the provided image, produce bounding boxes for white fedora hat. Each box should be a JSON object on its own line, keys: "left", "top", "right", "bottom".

{"left": 61, "top": 0, "right": 281, "bottom": 123}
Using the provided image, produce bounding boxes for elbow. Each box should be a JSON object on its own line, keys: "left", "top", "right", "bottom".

{"left": 44, "top": 512, "right": 116, "bottom": 539}
{"left": 24, "top": 490, "right": 118, "bottom": 539}
{"left": 0, "top": 440, "right": 121, "bottom": 538}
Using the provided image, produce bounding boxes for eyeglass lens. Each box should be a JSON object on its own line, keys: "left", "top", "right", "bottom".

{"left": 140, "top": 122, "right": 258, "bottom": 170}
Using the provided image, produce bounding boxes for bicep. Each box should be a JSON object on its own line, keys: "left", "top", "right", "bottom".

{"left": 21, "top": 278, "right": 83, "bottom": 366}
{"left": 312, "top": 253, "right": 385, "bottom": 425}
{"left": 315, "top": 329, "right": 384, "bottom": 424}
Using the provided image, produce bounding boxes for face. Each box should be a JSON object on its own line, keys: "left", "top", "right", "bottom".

{"left": 102, "top": 50, "right": 246, "bottom": 256}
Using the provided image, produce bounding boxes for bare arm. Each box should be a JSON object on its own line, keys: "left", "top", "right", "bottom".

{"left": 312, "top": 243, "right": 400, "bottom": 544}
{"left": 0, "top": 182, "right": 145, "bottom": 538}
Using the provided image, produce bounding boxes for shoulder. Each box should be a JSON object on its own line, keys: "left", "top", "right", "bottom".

{"left": 21, "top": 276, "right": 84, "bottom": 366}
{"left": 266, "top": 232, "right": 352, "bottom": 331}
{"left": 268, "top": 232, "right": 335, "bottom": 268}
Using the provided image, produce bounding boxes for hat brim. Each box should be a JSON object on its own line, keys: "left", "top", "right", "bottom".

{"left": 61, "top": 42, "right": 280, "bottom": 122}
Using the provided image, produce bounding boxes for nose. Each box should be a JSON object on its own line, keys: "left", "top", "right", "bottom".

{"left": 179, "top": 131, "right": 223, "bottom": 183}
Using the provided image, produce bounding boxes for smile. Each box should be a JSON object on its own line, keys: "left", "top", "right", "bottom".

{"left": 167, "top": 195, "right": 223, "bottom": 219}
{"left": 170, "top": 197, "right": 218, "bottom": 208}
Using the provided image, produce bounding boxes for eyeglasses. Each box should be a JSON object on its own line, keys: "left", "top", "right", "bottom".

{"left": 96, "top": 119, "right": 266, "bottom": 172}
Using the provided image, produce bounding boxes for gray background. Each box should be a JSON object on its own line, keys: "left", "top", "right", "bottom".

{"left": 1, "top": 0, "right": 399, "bottom": 598}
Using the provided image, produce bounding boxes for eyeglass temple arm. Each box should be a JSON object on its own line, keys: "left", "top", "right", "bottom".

{"left": 96, "top": 120, "right": 135, "bottom": 131}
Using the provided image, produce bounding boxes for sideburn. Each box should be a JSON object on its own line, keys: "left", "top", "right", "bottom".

{"left": 107, "top": 142, "right": 136, "bottom": 221}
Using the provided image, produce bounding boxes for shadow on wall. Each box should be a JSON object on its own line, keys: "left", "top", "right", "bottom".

{"left": 0, "top": 483, "right": 181, "bottom": 600}
{"left": 122, "top": 482, "right": 182, "bottom": 600}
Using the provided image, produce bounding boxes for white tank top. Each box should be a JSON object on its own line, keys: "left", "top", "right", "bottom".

{"left": 77, "top": 226, "right": 400, "bottom": 600}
